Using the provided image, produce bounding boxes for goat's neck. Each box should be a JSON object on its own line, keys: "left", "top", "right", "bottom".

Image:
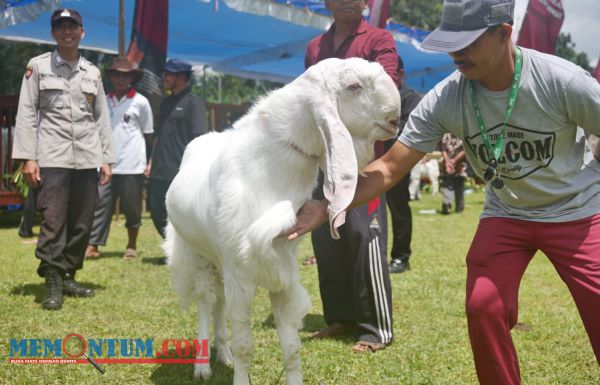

{"left": 289, "top": 142, "right": 319, "bottom": 159}
{"left": 253, "top": 86, "right": 325, "bottom": 159}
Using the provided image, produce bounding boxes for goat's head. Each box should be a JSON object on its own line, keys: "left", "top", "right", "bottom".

{"left": 335, "top": 58, "right": 400, "bottom": 144}
{"left": 301, "top": 57, "right": 401, "bottom": 239}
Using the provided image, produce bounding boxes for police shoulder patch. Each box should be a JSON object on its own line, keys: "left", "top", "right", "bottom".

{"left": 25, "top": 66, "right": 33, "bottom": 80}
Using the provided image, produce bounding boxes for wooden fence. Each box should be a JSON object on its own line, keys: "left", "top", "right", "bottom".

{"left": 0, "top": 95, "right": 21, "bottom": 206}
{"left": 206, "top": 102, "right": 250, "bottom": 132}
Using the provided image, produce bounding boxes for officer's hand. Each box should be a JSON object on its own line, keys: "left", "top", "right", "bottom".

{"left": 281, "top": 199, "right": 329, "bottom": 241}
{"left": 99, "top": 164, "right": 112, "bottom": 185}
{"left": 22, "top": 160, "right": 41, "bottom": 188}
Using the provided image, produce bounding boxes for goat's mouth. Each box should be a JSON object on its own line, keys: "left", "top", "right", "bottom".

{"left": 375, "top": 122, "right": 399, "bottom": 138}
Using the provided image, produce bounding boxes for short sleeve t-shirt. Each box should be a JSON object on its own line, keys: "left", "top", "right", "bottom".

{"left": 107, "top": 89, "right": 153, "bottom": 174}
{"left": 399, "top": 47, "right": 600, "bottom": 222}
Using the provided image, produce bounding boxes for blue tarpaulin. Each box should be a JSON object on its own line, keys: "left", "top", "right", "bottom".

{"left": 0, "top": 0, "right": 454, "bottom": 92}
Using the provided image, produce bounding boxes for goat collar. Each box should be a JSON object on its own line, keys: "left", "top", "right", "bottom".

{"left": 290, "top": 142, "right": 319, "bottom": 159}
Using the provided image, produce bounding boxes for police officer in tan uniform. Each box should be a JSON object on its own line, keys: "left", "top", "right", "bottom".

{"left": 12, "top": 8, "right": 114, "bottom": 310}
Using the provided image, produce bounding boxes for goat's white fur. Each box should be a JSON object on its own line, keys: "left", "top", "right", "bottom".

{"left": 164, "top": 57, "right": 400, "bottom": 385}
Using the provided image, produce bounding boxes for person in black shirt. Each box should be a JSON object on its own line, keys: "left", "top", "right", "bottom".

{"left": 145, "top": 59, "right": 206, "bottom": 261}
{"left": 384, "top": 56, "right": 423, "bottom": 274}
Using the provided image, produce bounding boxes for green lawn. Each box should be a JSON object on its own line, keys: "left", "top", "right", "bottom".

{"left": 0, "top": 190, "right": 598, "bottom": 385}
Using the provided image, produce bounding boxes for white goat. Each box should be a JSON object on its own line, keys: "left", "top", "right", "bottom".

{"left": 164, "top": 57, "right": 400, "bottom": 385}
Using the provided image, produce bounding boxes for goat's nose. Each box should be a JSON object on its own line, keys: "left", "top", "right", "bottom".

{"left": 388, "top": 117, "right": 399, "bottom": 127}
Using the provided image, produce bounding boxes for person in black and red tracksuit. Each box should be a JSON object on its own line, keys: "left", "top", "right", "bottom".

{"left": 304, "top": 0, "right": 397, "bottom": 353}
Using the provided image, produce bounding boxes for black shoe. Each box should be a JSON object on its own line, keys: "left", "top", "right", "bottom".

{"left": 389, "top": 259, "right": 410, "bottom": 274}
{"left": 157, "top": 257, "right": 168, "bottom": 265}
{"left": 441, "top": 203, "right": 451, "bottom": 215}
{"left": 42, "top": 267, "right": 63, "bottom": 310}
{"left": 63, "top": 273, "right": 95, "bottom": 297}
{"left": 18, "top": 225, "right": 34, "bottom": 238}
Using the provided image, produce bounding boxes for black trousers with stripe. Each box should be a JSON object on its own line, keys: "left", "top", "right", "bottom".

{"left": 311, "top": 193, "right": 393, "bottom": 344}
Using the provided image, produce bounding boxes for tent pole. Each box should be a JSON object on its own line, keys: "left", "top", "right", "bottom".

{"left": 119, "top": 0, "right": 125, "bottom": 56}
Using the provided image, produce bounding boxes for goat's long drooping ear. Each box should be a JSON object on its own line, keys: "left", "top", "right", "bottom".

{"left": 308, "top": 77, "right": 358, "bottom": 240}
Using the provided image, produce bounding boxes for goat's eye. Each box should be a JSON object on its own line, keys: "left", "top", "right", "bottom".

{"left": 347, "top": 83, "right": 362, "bottom": 91}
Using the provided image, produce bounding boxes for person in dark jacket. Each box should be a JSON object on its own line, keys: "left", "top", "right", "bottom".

{"left": 145, "top": 59, "right": 206, "bottom": 264}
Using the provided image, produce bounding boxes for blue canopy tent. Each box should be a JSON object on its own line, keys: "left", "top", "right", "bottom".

{"left": 0, "top": 0, "right": 454, "bottom": 92}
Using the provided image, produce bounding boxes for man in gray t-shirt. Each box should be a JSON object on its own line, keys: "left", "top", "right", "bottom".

{"left": 287, "top": 1, "right": 600, "bottom": 384}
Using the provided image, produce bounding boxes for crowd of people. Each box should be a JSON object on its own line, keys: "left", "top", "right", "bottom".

{"left": 9, "top": 1, "right": 600, "bottom": 384}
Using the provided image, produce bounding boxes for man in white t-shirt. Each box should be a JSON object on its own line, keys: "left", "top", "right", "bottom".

{"left": 85, "top": 57, "right": 153, "bottom": 260}
{"left": 287, "top": 1, "right": 600, "bottom": 383}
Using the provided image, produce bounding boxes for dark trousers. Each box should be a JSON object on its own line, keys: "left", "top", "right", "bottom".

{"left": 35, "top": 168, "right": 98, "bottom": 277}
{"left": 311, "top": 184, "right": 393, "bottom": 344}
{"left": 440, "top": 175, "right": 465, "bottom": 212}
{"left": 19, "top": 192, "right": 37, "bottom": 233}
{"left": 385, "top": 173, "right": 412, "bottom": 262}
{"left": 148, "top": 178, "right": 171, "bottom": 239}
{"left": 89, "top": 174, "right": 144, "bottom": 246}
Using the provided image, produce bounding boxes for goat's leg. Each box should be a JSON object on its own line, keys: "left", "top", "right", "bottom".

{"left": 164, "top": 226, "right": 215, "bottom": 379}
{"left": 214, "top": 279, "right": 233, "bottom": 366}
{"left": 269, "top": 282, "right": 311, "bottom": 385}
{"left": 192, "top": 268, "right": 220, "bottom": 380}
{"left": 194, "top": 297, "right": 213, "bottom": 380}
{"left": 225, "top": 277, "right": 256, "bottom": 385}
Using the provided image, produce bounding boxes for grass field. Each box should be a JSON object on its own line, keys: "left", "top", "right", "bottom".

{"left": 0, "top": 190, "right": 599, "bottom": 385}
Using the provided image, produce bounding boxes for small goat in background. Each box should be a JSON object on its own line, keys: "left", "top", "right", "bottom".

{"left": 164, "top": 57, "right": 401, "bottom": 385}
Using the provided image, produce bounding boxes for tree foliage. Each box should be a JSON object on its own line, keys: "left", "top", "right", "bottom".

{"left": 554, "top": 33, "right": 591, "bottom": 71}
{"left": 391, "top": 0, "right": 442, "bottom": 31}
{"left": 0, "top": 42, "right": 51, "bottom": 96}
{"left": 192, "top": 73, "right": 281, "bottom": 105}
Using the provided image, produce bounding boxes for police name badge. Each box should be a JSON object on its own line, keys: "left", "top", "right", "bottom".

{"left": 85, "top": 93, "right": 95, "bottom": 106}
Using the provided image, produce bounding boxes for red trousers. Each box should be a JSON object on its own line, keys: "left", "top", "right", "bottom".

{"left": 466, "top": 215, "right": 600, "bottom": 385}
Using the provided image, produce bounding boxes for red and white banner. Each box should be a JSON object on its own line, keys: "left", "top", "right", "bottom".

{"left": 517, "top": 0, "right": 564, "bottom": 54}
{"left": 126, "top": 0, "right": 169, "bottom": 99}
{"left": 367, "top": 0, "right": 390, "bottom": 29}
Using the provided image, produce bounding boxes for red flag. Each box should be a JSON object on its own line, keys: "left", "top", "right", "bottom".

{"left": 367, "top": 0, "right": 390, "bottom": 29}
{"left": 126, "top": 0, "right": 169, "bottom": 99}
{"left": 594, "top": 59, "right": 600, "bottom": 82}
{"left": 517, "top": 0, "right": 564, "bottom": 54}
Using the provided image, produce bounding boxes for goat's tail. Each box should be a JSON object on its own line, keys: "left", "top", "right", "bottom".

{"left": 163, "top": 222, "right": 195, "bottom": 309}
{"left": 245, "top": 200, "right": 298, "bottom": 258}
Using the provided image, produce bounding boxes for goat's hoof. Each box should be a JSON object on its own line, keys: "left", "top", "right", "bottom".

{"left": 194, "top": 363, "right": 212, "bottom": 380}
{"left": 216, "top": 347, "right": 233, "bottom": 367}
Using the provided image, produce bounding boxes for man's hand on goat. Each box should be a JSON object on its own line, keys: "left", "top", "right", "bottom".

{"left": 284, "top": 199, "right": 329, "bottom": 240}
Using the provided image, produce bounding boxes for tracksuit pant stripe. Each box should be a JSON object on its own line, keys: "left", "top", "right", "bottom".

{"left": 369, "top": 236, "right": 392, "bottom": 343}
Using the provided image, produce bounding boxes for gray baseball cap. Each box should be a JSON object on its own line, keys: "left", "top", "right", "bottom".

{"left": 421, "top": 0, "right": 515, "bottom": 53}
